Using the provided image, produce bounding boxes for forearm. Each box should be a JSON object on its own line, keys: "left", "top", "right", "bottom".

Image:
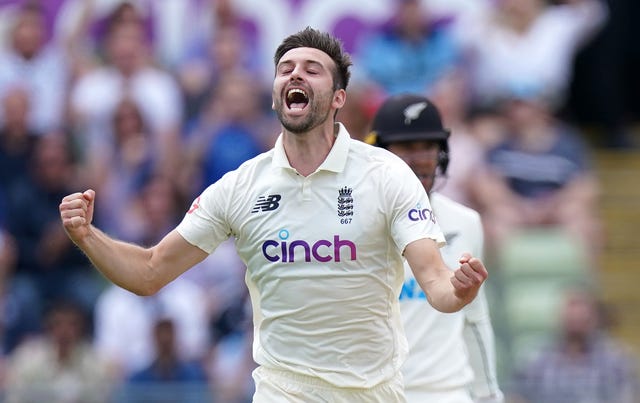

{"left": 423, "top": 269, "right": 471, "bottom": 313}
{"left": 75, "top": 225, "right": 159, "bottom": 296}
{"left": 406, "top": 238, "right": 485, "bottom": 313}
{"left": 60, "top": 190, "right": 206, "bottom": 294}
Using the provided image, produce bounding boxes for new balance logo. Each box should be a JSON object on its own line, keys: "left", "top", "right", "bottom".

{"left": 251, "top": 194, "right": 282, "bottom": 213}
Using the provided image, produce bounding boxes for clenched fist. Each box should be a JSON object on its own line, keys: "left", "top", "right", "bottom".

{"left": 451, "top": 252, "right": 488, "bottom": 303}
{"left": 59, "top": 189, "right": 96, "bottom": 245}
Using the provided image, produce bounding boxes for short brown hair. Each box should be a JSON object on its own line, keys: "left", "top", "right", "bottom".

{"left": 274, "top": 27, "right": 352, "bottom": 91}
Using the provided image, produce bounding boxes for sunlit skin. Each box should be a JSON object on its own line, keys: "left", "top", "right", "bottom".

{"left": 272, "top": 47, "right": 345, "bottom": 176}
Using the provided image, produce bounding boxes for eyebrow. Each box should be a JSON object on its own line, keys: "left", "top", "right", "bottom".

{"left": 277, "top": 59, "right": 326, "bottom": 70}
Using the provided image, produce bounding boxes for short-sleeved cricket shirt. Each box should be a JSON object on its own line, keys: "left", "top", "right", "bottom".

{"left": 177, "top": 123, "right": 444, "bottom": 388}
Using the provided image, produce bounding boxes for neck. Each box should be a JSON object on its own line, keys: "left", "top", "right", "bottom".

{"left": 282, "top": 122, "right": 338, "bottom": 176}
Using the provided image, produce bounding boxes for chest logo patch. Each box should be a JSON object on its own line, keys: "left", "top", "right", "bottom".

{"left": 337, "top": 186, "right": 354, "bottom": 220}
{"left": 251, "top": 194, "right": 282, "bottom": 213}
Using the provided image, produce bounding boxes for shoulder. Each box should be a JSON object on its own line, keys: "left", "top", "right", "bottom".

{"left": 346, "top": 139, "right": 424, "bottom": 199}
{"left": 198, "top": 148, "right": 275, "bottom": 205}
{"left": 237, "top": 147, "right": 275, "bottom": 171}
{"left": 215, "top": 148, "right": 274, "bottom": 182}
{"left": 348, "top": 138, "right": 412, "bottom": 173}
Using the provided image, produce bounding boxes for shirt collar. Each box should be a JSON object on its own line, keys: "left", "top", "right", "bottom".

{"left": 272, "top": 123, "right": 351, "bottom": 173}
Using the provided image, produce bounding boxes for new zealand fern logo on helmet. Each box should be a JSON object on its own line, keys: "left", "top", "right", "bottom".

{"left": 403, "top": 101, "right": 428, "bottom": 124}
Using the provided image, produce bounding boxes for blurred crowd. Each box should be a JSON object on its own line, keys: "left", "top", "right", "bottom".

{"left": 0, "top": 0, "right": 637, "bottom": 402}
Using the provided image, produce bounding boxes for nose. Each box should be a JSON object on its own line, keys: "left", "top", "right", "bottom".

{"left": 290, "top": 65, "right": 303, "bottom": 81}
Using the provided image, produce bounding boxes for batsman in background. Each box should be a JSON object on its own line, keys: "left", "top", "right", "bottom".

{"left": 369, "top": 94, "right": 504, "bottom": 403}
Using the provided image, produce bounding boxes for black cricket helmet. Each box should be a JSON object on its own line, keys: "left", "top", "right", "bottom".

{"left": 368, "top": 93, "right": 450, "bottom": 174}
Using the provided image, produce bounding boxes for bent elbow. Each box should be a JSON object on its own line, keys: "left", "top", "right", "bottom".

{"left": 137, "top": 273, "right": 166, "bottom": 296}
{"left": 116, "top": 280, "right": 161, "bottom": 297}
{"left": 132, "top": 283, "right": 162, "bottom": 297}
{"left": 126, "top": 265, "right": 165, "bottom": 296}
{"left": 428, "top": 296, "right": 468, "bottom": 314}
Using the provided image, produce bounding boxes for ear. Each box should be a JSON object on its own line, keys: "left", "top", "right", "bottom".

{"left": 332, "top": 88, "right": 346, "bottom": 110}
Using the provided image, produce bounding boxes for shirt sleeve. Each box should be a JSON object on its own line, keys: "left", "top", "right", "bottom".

{"left": 385, "top": 157, "right": 445, "bottom": 253}
{"left": 176, "top": 173, "right": 235, "bottom": 254}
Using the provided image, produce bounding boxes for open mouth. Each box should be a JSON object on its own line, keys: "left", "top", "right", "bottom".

{"left": 286, "top": 88, "right": 309, "bottom": 111}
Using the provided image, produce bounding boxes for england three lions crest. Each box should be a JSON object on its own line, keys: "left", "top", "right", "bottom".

{"left": 337, "top": 186, "right": 354, "bottom": 219}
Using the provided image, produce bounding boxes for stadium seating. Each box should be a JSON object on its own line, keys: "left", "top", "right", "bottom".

{"left": 492, "top": 227, "right": 592, "bottom": 365}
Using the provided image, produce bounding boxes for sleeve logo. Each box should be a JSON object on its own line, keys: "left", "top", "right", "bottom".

{"left": 408, "top": 203, "right": 436, "bottom": 223}
{"left": 187, "top": 196, "right": 201, "bottom": 214}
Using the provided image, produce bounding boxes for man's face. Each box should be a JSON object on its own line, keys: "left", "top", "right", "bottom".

{"left": 387, "top": 140, "right": 441, "bottom": 193}
{"left": 12, "top": 10, "right": 45, "bottom": 58}
{"left": 272, "top": 47, "right": 340, "bottom": 134}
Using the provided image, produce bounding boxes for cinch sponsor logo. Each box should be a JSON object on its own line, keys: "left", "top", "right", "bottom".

{"left": 262, "top": 229, "right": 357, "bottom": 263}
{"left": 399, "top": 278, "right": 427, "bottom": 301}
{"left": 408, "top": 204, "right": 436, "bottom": 223}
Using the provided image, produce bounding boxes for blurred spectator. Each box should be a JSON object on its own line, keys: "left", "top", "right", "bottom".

{"left": 0, "top": 81, "right": 45, "bottom": 354}
{"left": 0, "top": 229, "right": 16, "bottom": 286}
{"left": 92, "top": 174, "right": 210, "bottom": 380}
{"left": 340, "top": 82, "right": 383, "bottom": 142}
{"left": 470, "top": 87, "right": 603, "bottom": 263}
{"left": 0, "top": 86, "right": 39, "bottom": 190}
{"left": 353, "top": 0, "right": 461, "bottom": 96}
{"left": 4, "top": 299, "right": 113, "bottom": 403}
{"left": 4, "top": 134, "right": 105, "bottom": 348}
{"left": 184, "top": 69, "right": 277, "bottom": 195}
{"left": 206, "top": 294, "right": 255, "bottom": 403}
{"left": 508, "top": 286, "right": 639, "bottom": 403}
{"left": 464, "top": 102, "right": 509, "bottom": 152}
{"left": 428, "top": 70, "right": 492, "bottom": 208}
{"left": 0, "top": 2, "right": 69, "bottom": 134}
{"left": 118, "top": 318, "right": 211, "bottom": 403}
{"left": 0, "top": 229, "right": 25, "bottom": 356}
{"left": 83, "top": 97, "right": 156, "bottom": 238}
{"left": 181, "top": 238, "right": 248, "bottom": 347}
{"left": 89, "top": 1, "right": 147, "bottom": 59}
{"left": 55, "top": 0, "right": 247, "bottom": 71}
{"left": 48, "top": 0, "right": 103, "bottom": 81}
{"left": 176, "top": 20, "right": 262, "bottom": 127}
{"left": 69, "top": 15, "right": 183, "bottom": 181}
{"left": 93, "top": 278, "right": 210, "bottom": 381}
{"left": 453, "top": 0, "right": 607, "bottom": 112}
{"left": 564, "top": 0, "right": 639, "bottom": 148}
{"left": 123, "top": 174, "right": 188, "bottom": 246}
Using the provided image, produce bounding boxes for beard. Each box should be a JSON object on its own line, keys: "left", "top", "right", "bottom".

{"left": 273, "top": 90, "right": 333, "bottom": 134}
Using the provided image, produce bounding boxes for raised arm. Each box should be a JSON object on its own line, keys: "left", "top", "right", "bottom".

{"left": 404, "top": 238, "right": 487, "bottom": 313}
{"left": 59, "top": 189, "right": 208, "bottom": 296}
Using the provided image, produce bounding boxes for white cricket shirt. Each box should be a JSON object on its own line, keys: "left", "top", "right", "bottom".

{"left": 177, "top": 123, "right": 444, "bottom": 388}
{"left": 400, "top": 191, "right": 490, "bottom": 392}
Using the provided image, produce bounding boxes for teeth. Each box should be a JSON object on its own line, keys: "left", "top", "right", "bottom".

{"left": 287, "top": 88, "right": 307, "bottom": 100}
